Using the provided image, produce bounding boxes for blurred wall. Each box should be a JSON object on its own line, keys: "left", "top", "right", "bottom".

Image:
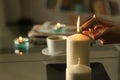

{"left": 3, "top": 0, "right": 90, "bottom": 25}
{"left": 3, "top": 0, "right": 21, "bottom": 24}
{"left": 0, "top": 0, "right": 5, "bottom": 26}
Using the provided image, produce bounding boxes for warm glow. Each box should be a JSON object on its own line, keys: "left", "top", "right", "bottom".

{"left": 19, "top": 52, "right": 23, "bottom": 56}
{"left": 93, "top": 14, "right": 96, "bottom": 18}
{"left": 56, "top": 22, "right": 61, "bottom": 28}
{"left": 77, "top": 16, "right": 80, "bottom": 32}
{"left": 18, "top": 36, "right": 23, "bottom": 42}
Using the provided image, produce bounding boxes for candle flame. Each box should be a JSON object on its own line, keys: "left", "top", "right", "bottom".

{"left": 56, "top": 22, "right": 61, "bottom": 28}
{"left": 18, "top": 36, "right": 23, "bottom": 42}
{"left": 19, "top": 52, "right": 23, "bottom": 56}
{"left": 77, "top": 16, "right": 80, "bottom": 32}
{"left": 93, "top": 14, "right": 96, "bottom": 18}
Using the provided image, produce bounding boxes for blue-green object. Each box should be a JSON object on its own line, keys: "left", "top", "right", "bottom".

{"left": 14, "top": 38, "right": 29, "bottom": 54}
{"left": 52, "top": 24, "right": 66, "bottom": 33}
{"left": 74, "top": 4, "right": 87, "bottom": 13}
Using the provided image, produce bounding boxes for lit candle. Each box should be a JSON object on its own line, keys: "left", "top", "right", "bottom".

{"left": 56, "top": 22, "right": 61, "bottom": 29}
{"left": 67, "top": 16, "right": 91, "bottom": 67}
{"left": 66, "top": 58, "right": 91, "bottom": 80}
{"left": 52, "top": 22, "right": 66, "bottom": 33}
{"left": 14, "top": 36, "right": 29, "bottom": 55}
{"left": 18, "top": 36, "right": 24, "bottom": 43}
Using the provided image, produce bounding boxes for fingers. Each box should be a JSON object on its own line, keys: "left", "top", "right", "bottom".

{"left": 94, "top": 25, "right": 104, "bottom": 30}
{"left": 83, "top": 25, "right": 102, "bottom": 39}
{"left": 83, "top": 25, "right": 109, "bottom": 40}
{"left": 82, "top": 30, "right": 94, "bottom": 39}
{"left": 99, "top": 38, "right": 119, "bottom": 44}
{"left": 99, "top": 39, "right": 110, "bottom": 45}
{"left": 83, "top": 28, "right": 98, "bottom": 40}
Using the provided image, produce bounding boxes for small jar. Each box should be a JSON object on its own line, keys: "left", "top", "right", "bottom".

{"left": 14, "top": 36, "right": 29, "bottom": 55}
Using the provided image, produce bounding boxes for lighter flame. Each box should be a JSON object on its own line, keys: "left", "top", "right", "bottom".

{"left": 77, "top": 16, "right": 80, "bottom": 32}
{"left": 93, "top": 14, "right": 96, "bottom": 18}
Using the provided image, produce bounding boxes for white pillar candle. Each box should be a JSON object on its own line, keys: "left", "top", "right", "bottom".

{"left": 66, "top": 59, "right": 91, "bottom": 80}
{"left": 67, "top": 33, "right": 90, "bottom": 67}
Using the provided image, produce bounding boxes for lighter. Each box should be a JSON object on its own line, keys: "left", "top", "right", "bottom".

{"left": 80, "top": 15, "right": 99, "bottom": 32}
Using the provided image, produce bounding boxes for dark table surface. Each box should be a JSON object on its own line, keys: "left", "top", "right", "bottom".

{"left": 47, "top": 63, "right": 111, "bottom": 80}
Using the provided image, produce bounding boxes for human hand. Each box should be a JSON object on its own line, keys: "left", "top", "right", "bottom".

{"left": 83, "top": 21, "right": 120, "bottom": 44}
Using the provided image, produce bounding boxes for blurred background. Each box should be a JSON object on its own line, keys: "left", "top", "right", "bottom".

{"left": 1, "top": 0, "right": 120, "bottom": 47}
{"left": 0, "top": 0, "right": 120, "bottom": 80}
